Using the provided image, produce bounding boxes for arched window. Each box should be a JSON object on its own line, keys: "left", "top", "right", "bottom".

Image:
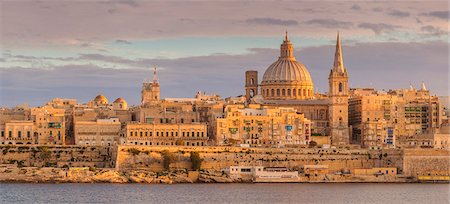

{"left": 282, "top": 89, "right": 285, "bottom": 96}
{"left": 298, "top": 89, "right": 301, "bottom": 96}
{"left": 303, "top": 89, "right": 306, "bottom": 96}
{"left": 293, "top": 89, "right": 296, "bottom": 96}
{"left": 250, "top": 89, "right": 255, "bottom": 97}
{"left": 277, "top": 89, "right": 280, "bottom": 96}
{"left": 250, "top": 78, "right": 255, "bottom": 85}
{"left": 287, "top": 89, "right": 291, "bottom": 96}
{"left": 339, "top": 83, "right": 343, "bottom": 92}
{"left": 271, "top": 89, "right": 275, "bottom": 96}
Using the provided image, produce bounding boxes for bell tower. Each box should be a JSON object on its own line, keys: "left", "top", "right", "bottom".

{"left": 141, "top": 65, "right": 160, "bottom": 107}
{"left": 245, "top": 70, "right": 258, "bottom": 100}
{"left": 328, "top": 32, "right": 350, "bottom": 145}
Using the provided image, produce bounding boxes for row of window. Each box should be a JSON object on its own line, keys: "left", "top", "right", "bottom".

{"left": 129, "top": 131, "right": 205, "bottom": 137}
{"left": 158, "top": 118, "right": 196, "bottom": 124}
{"left": 0, "top": 130, "right": 31, "bottom": 138}
{"left": 129, "top": 141, "right": 205, "bottom": 146}
{"left": 262, "top": 88, "right": 313, "bottom": 97}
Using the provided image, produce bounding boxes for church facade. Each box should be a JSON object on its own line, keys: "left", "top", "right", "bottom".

{"left": 245, "top": 32, "right": 350, "bottom": 145}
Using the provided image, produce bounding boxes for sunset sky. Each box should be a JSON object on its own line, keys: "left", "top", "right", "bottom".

{"left": 1, "top": 0, "right": 449, "bottom": 106}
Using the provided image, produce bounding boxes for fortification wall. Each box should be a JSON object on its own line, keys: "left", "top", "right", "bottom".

{"left": 0, "top": 145, "right": 114, "bottom": 168}
{"left": 116, "top": 146, "right": 404, "bottom": 173}
{"left": 403, "top": 149, "right": 450, "bottom": 176}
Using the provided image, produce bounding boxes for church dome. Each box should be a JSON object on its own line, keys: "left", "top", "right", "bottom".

{"left": 93, "top": 94, "right": 108, "bottom": 105}
{"left": 260, "top": 32, "right": 314, "bottom": 100}
{"left": 262, "top": 60, "right": 313, "bottom": 84}
{"left": 113, "top": 97, "right": 126, "bottom": 103}
{"left": 113, "top": 97, "right": 128, "bottom": 110}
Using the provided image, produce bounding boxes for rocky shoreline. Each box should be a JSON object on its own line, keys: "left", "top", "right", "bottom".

{"left": 0, "top": 167, "right": 249, "bottom": 184}
{"left": 0, "top": 167, "right": 422, "bottom": 184}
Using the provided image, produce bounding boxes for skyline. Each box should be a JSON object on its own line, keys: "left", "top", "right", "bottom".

{"left": 1, "top": 0, "right": 449, "bottom": 107}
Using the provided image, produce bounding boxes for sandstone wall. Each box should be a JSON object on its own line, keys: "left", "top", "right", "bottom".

{"left": 402, "top": 149, "right": 450, "bottom": 176}
{"left": 115, "top": 146, "right": 403, "bottom": 173}
{"left": 0, "top": 145, "right": 114, "bottom": 168}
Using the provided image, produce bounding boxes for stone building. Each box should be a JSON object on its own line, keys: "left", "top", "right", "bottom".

{"left": 246, "top": 32, "right": 349, "bottom": 145}
{"left": 141, "top": 66, "right": 160, "bottom": 107}
{"left": 0, "top": 120, "right": 35, "bottom": 145}
{"left": 0, "top": 104, "right": 67, "bottom": 145}
{"left": 349, "top": 92, "right": 404, "bottom": 147}
{"left": 122, "top": 122, "right": 208, "bottom": 146}
{"left": 31, "top": 106, "right": 66, "bottom": 145}
{"left": 349, "top": 84, "right": 444, "bottom": 148}
{"left": 215, "top": 104, "right": 311, "bottom": 147}
{"left": 74, "top": 118, "right": 121, "bottom": 146}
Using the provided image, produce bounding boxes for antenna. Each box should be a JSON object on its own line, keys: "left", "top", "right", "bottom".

{"left": 153, "top": 65, "right": 158, "bottom": 84}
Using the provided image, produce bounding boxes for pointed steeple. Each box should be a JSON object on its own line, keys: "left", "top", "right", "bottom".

{"left": 279, "top": 31, "right": 294, "bottom": 59}
{"left": 421, "top": 81, "right": 427, "bottom": 91}
{"left": 332, "top": 32, "right": 345, "bottom": 74}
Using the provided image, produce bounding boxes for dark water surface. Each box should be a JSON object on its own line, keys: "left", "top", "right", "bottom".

{"left": 0, "top": 183, "right": 449, "bottom": 204}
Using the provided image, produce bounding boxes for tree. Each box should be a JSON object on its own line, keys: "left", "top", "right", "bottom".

{"left": 161, "top": 150, "right": 177, "bottom": 171}
{"left": 128, "top": 148, "right": 141, "bottom": 156}
{"left": 190, "top": 151, "right": 203, "bottom": 170}
{"left": 39, "top": 147, "right": 52, "bottom": 163}
{"left": 309, "top": 141, "right": 317, "bottom": 148}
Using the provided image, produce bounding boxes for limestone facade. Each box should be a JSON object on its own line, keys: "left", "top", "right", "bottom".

{"left": 215, "top": 104, "right": 311, "bottom": 147}
{"left": 122, "top": 123, "right": 208, "bottom": 146}
{"left": 74, "top": 118, "right": 121, "bottom": 146}
{"left": 247, "top": 32, "right": 350, "bottom": 145}
{"left": 0, "top": 120, "right": 35, "bottom": 145}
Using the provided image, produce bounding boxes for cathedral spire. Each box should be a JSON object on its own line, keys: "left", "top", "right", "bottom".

{"left": 332, "top": 32, "right": 345, "bottom": 74}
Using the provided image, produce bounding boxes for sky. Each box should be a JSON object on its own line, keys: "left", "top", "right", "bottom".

{"left": 0, "top": 0, "right": 449, "bottom": 107}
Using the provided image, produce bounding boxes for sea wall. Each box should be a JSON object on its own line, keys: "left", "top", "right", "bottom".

{"left": 0, "top": 145, "right": 114, "bottom": 168}
{"left": 1, "top": 145, "right": 448, "bottom": 179}
{"left": 403, "top": 149, "right": 450, "bottom": 176}
{"left": 116, "top": 146, "right": 404, "bottom": 173}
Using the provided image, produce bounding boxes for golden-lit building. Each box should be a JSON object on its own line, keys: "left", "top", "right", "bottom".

{"left": 0, "top": 120, "right": 35, "bottom": 145}
{"left": 259, "top": 32, "right": 314, "bottom": 100}
{"left": 349, "top": 84, "right": 444, "bottom": 148}
{"left": 74, "top": 118, "right": 121, "bottom": 146}
{"left": 31, "top": 106, "right": 66, "bottom": 145}
{"left": 141, "top": 66, "right": 161, "bottom": 107}
{"left": 215, "top": 104, "right": 311, "bottom": 147}
{"left": 122, "top": 122, "right": 208, "bottom": 146}
{"left": 245, "top": 32, "right": 349, "bottom": 145}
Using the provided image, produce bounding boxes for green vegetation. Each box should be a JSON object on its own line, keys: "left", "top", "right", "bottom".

{"left": 17, "top": 160, "right": 25, "bottom": 168}
{"left": 161, "top": 150, "right": 177, "bottom": 171}
{"left": 128, "top": 148, "right": 141, "bottom": 156}
{"left": 2, "top": 145, "right": 11, "bottom": 155}
{"left": 309, "top": 141, "right": 317, "bottom": 148}
{"left": 39, "top": 147, "right": 52, "bottom": 164}
{"left": 190, "top": 151, "right": 203, "bottom": 170}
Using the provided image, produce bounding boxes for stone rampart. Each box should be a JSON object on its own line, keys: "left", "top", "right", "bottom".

{"left": 0, "top": 145, "right": 114, "bottom": 168}
{"left": 402, "top": 149, "right": 450, "bottom": 176}
{"left": 116, "top": 146, "right": 404, "bottom": 173}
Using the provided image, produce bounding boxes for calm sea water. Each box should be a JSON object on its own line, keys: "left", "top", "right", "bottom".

{"left": 0, "top": 183, "right": 449, "bottom": 204}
